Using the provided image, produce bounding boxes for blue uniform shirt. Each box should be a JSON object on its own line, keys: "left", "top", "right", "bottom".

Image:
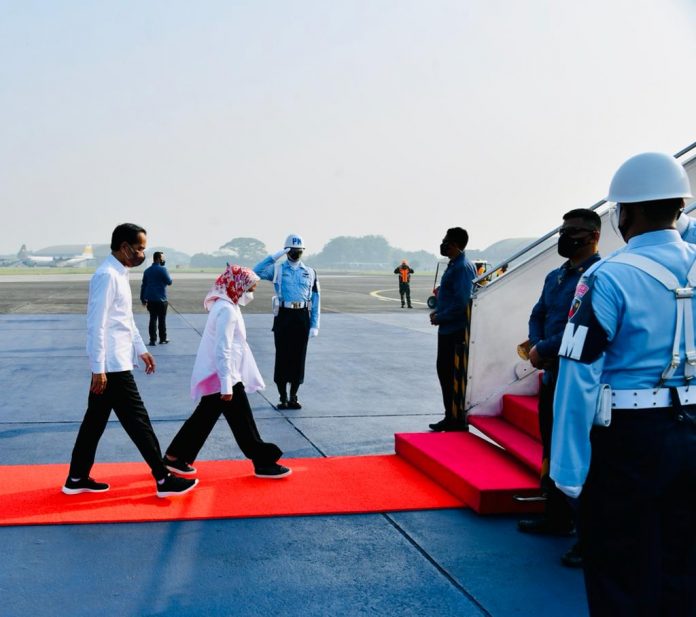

{"left": 254, "top": 257, "right": 320, "bottom": 330}
{"left": 551, "top": 230, "right": 696, "bottom": 489}
{"left": 140, "top": 263, "right": 172, "bottom": 303}
{"left": 434, "top": 252, "right": 477, "bottom": 335}
{"left": 529, "top": 254, "right": 601, "bottom": 383}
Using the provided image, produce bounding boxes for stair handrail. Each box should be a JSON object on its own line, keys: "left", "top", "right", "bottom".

{"left": 473, "top": 140, "right": 696, "bottom": 287}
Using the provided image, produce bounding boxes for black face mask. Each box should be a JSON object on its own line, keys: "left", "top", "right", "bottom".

{"left": 557, "top": 234, "right": 589, "bottom": 259}
{"left": 124, "top": 243, "right": 146, "bottom": 267}
{"left": 288, "top": 249, "right": 303, "bottom": 261}
{"left": 159, "top": 260, "right": 166, "bottom": 267}
{"left": 439, "top": 242, "right": 450, "bottom": 257}
{"left": 617, "top": 206, "right": 632, "bottom": 242}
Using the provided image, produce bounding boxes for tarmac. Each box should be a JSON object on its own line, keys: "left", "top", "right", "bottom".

{"left": 0, "top": 273, "right": 588, "bottom": 616}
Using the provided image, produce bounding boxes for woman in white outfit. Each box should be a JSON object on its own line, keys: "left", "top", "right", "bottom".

{"left": 165, "top": 264, "right": 291, "bottom": 478}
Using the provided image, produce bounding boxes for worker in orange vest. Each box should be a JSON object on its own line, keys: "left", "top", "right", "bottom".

{"left": 394, "top": 259, "right": 415, "bottom": 308}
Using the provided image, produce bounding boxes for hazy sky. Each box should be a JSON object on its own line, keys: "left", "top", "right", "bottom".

{"left": 2, "top": 0, "right": 695, "bottom": 257}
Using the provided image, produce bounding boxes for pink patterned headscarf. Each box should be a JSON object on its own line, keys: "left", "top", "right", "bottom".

{"left": 204, "top": 264, "right": 260, "bottom": 310}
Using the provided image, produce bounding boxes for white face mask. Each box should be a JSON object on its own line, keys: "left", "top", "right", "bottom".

{"left": 237, "top": 291, "right": 254, "bottom": 306}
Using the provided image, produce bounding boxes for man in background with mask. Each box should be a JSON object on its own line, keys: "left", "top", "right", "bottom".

{"left": 517, "top": 208, "right": 601, "bottom": 568}
{"left": 140, "top": 251, "right": 173, "bottom": 346}
{"left": 254, "top": 234, "right": 320, "bottom": 410}
{"left": 63, "top": 223, "right": 197, "bottom": 498}
{"left": 428, "top": 227, "right": 477, "bottom": 432}
{"left": 551, "top": 153, "right": 696, "bottom": 615}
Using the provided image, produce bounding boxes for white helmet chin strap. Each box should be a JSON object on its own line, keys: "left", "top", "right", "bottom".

{"left": 609, "top": 203, "right": 622, "bottom": 239}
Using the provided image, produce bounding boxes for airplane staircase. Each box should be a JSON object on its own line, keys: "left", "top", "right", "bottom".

{"left": 395, "top": 140, "right": 696, "bottom": 516}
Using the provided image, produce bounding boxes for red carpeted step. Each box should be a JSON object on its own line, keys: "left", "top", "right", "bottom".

{"left": 502, "top": 394, "right": 541, "bottom": 440}
{"left": 468, "top": 415, "right": 543, "bottom": 474}
{"left": 395, "top": 432, "right": 543, "bottom": 515}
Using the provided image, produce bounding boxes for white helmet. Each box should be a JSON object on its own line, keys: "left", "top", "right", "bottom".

{"left": 606, "top": 152, "right": 692, "bottom": 203}
{"left": 284, "top": 234, "right": 305, "bottom": 250}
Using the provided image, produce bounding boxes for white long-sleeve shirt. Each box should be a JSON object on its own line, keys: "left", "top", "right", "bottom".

{"left": 86, "top": 254, "right": 147, "bottom": 373}
{"left": 190, "top": 297, "right": 265, "bottom": 400}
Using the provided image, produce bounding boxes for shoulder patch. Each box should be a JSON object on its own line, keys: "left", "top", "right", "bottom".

{"left": 559, "top": 275, "right": 609, "bottom": 363}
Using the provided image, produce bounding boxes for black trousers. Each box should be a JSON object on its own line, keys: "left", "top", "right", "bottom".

{"left": 538, "top": 378, "right": 574, "bottom": 526}
{"left": 68, "top": 371, "right": 168, "bottom": 480}
{"left": 580, "top": 407, "right": 696, "bottom": 616}
{"left": 166, "top": 383, "right": 282, "bottom": 465}
{"left": 146, "top": 300, "right": 168, "bottom": 343}
{"left": 272, "top": 308, "right": 310, "bottom": 386}
{"left": 436, "top": 330, "right": 466, "bottom": 420}
{"left": 398, "top": 282, "right": 411, "bottom": 306}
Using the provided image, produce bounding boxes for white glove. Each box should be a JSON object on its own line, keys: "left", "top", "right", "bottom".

{"left": 555, "top": 483, "right": 582, "bottom": 498}
{"left": 309, "top": 328, "right": 319, "bottom": 338}
{"left": 272, "top": 248, "right": 291, "bottom": 261}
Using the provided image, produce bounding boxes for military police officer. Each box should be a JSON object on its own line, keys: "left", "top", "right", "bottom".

{"left": 551, "top": 152, "right": 696, "bottom": 615}
{"left": 254, "top": 234, "right": 320, "bottom": 409}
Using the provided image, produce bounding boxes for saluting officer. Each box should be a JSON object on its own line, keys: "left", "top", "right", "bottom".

{"left": 550, "top": 152, "right": 696, "bottom": 616}
{"left": 254, "top": 234, "right": 320, "bottom": 410}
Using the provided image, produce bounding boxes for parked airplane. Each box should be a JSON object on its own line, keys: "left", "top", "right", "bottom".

{"left": 16, "top": 244, "right": 95, "bottom": 267}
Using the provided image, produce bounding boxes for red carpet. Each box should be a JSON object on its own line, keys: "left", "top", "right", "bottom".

{"left": 0, "top": 455, "right": 465, "bottom": 527}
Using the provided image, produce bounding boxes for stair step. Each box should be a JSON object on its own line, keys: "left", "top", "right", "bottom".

{"left": 502, "top": 394, "right": 541, "bottom": 440}
{"left": 395, "top": 432, "right": 543, "bottom": 515}
{"left": 468, "top": 415, "right": 543, "bottom": 474}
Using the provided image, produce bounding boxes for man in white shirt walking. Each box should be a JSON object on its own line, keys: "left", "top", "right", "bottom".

{"left": 63, "top": 223, "right": 197, "bottom": 498}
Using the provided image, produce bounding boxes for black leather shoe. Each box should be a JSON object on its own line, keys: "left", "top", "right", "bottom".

{"left": 160, "top": 339, "right": 170, "bottom": 344}
{"left": 287, "top": 397, "right": 302, "bottom": 409}
{"left": 561, "top": 542, "right": 583, "bottom": 568}
{"left": 148, "top": 340, "right": 157, "bottom": 346}
{"left": 429, "top": 419, "right": 467, "bottom": 432}
{"left": 517, "top": 518, "right": 575, "bottom": 536}
{"left": 429, "top": 419, "right": 448, "bottom": 431}
{"left": 277, "top": 400, "right": 288, "bottom": 410}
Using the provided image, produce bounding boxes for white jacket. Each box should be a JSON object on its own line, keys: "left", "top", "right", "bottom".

{"left": 190, "top": 297, "right": 265, "bottom": 400}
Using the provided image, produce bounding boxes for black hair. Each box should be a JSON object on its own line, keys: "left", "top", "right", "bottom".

{"left": 153, "top": 251, "right": 163, "bottom": 262}
{"left": 111, "top": 223, "right": 147, "bottom": 252}
{"left": 562, "top": 208, "right": 601, "bottom": 231}
{"left": 446, "top": 227, "right": 469, "bottom": 249}
{"left": 636, "top": 198, "right": 684, "bottom": 225}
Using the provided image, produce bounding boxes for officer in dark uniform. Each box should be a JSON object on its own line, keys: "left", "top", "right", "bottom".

{"left": 428, "top": 227, "right": 477, "bottom": 431}
{"left": 551, "top": 152, "right": 696, "bottom": 616}
{"left": 517, "top": 208, "right": 601, "bottom": 571}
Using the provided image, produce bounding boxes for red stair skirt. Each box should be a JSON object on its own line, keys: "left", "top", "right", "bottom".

{"left": 501, "top": 394, "right": 541, "bottom": 441}
{"left": 395, "top": 432, "right": 543, "bottom": 515}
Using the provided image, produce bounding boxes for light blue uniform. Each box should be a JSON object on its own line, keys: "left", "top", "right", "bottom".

{"left": 254, "top": 257, "right": 320, "bottom": 330}
{"left": 551, "top": 229, "right": 696, "bottom": 489}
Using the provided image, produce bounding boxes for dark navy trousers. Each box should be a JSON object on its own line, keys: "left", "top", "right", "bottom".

{"left": 580, "top": 406, "right": 696, "bottom": 616}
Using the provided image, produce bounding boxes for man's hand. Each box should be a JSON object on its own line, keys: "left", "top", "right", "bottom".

{"left": 220, "top": 393, "right": 233, "bottom": 401}
{"left": 139, "top": 352, "right": 156, "bottom": 374}
{"left": 528, "top": 345, "right": 543, "bottom": 369}
{"left": 90, "top": 373, "right": 107, "bottom": 394}
{"left": 429, "top": 310, "right": 439, "bottom": 325}
{"left": 309, "top": 328, "right": 319, "bottom": 338}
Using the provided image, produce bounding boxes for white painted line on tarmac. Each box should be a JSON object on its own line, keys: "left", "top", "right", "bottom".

{"left": 369, "top": 289, "right": 427, "bottom": 306}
